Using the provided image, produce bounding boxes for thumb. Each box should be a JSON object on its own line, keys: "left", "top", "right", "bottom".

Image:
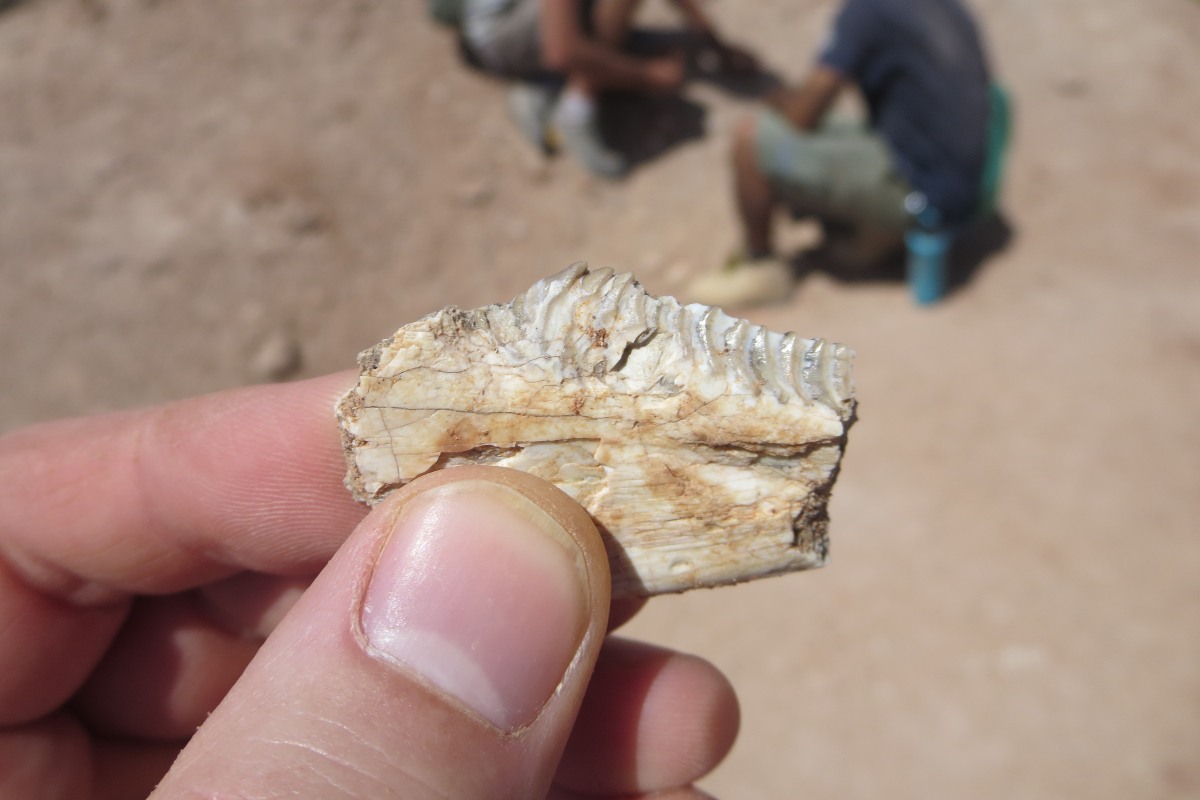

{"left": 153, "top": 466, "right": 611, "bottom": 799}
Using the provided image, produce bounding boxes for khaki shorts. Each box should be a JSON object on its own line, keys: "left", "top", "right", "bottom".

{"left": 755, "top": 109, "right": 913, "bottom": 231}
{"left": 463, "top": 0, "right": 542, "bottom": 77}
{"left": 464, "top": 0, "right": 596, "bottom": 79}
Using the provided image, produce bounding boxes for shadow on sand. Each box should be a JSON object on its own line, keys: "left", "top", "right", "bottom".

{"left": 597, "top": 28, "right": 784, "bottom": 172}
{"left": 789, "top": 212, "right": 1017, "bottom": 299}
{"left": 597, "top": 90, "right": 709, "bottom": 170}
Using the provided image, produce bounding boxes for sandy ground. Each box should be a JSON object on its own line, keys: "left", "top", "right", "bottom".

{"left": 2, "top": 0, "right": 1199, "bottom": 796}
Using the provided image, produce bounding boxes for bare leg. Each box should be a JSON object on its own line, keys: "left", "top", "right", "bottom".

{"left": 591, "top": 0, "right": 644, "bottom": 47}
{"left": 566, "top": 0, "right": 645, "bottom": 95}
{"left": 552, "top": 0, "right": 663, "bottom": 177}
{"left": 732, "top": 116, "right": 776, "bottom": 258}
{"left": 682, "top": 114, "right": 792, "bottom": 305}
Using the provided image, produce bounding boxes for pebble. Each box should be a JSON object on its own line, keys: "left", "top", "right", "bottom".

{"left": 251, "top": 330, "right": 303, "bottom": 382}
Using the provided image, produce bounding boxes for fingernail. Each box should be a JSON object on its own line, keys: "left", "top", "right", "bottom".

{"left": 360, "top": 480, "right": 590, "bottom": 732}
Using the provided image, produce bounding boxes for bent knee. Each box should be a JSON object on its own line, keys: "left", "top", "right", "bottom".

{"left": 733, "top": 115, "right": 758, "bottom": 146}
{"left": 732, "top": 115, "right": 760, "bottom": 161}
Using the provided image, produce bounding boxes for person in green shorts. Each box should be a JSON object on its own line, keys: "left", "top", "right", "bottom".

{"left": 687, "top": 0, "right": 992, "bottom": 307}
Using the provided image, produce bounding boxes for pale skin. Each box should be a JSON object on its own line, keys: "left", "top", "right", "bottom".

{"left": 734, "top": 64, "right": 845, "bottom": 256}
{"left": 0, "top": 372, "right": 740, "bottom": 799}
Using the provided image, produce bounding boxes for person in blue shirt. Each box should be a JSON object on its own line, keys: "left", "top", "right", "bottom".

{"left": 687, "top": 0, "right": 992, "bottom": 307}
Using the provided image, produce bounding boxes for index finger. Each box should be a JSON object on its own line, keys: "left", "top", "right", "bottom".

{"left": 0, "top": 372, "right": 370, "bottom": 724}
{"left": 0, "top": 371, "right": 366, "bottom": 605}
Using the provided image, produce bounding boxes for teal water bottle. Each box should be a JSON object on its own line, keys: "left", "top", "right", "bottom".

{"left": 904, "top": 194, "right": 950, "bottom": 306}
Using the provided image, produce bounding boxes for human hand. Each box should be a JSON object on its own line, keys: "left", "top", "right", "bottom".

{"left": 712, "top": 41, "right": 759, "bottom": 76}
{"left": 0, "top": 372, "right": 739, "bottom": 798}
{"left": 644, "top": 51, "right": 688, "bottom": 92}
{"left": 695, "top": 32, "right": 759, "bottom": 78}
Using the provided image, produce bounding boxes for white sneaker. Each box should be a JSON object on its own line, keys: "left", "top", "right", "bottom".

{"left": 506, "top": 82, "right": 557, "bottom": 154}
{"left": 685, "top": 257, "right": 794, "bottom": 308}
{"left": 550, "top": 91, "right": 627, "bottom": 179}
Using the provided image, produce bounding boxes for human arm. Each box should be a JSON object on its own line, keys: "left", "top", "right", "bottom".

{"left": 667, "top": 0, "right": 717, "bottom": 35}
{"left": 0, "top": 372, "right": 738, "bottom": 799}
{"left": 668, "top": 0, "right": 758, "bottom": 74}
{"left": 539, "top": 0, "right": 684, "bottom": 91}
{"left": 769, "top": 0, "right": 881, "bottom": 131}
{"left": 766, "top": 63, "right": 845, "bottom": 131}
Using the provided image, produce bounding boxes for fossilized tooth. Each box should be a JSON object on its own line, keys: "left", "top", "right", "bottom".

{"left": 337, "top": 262, "right": 855, "bottom": 597}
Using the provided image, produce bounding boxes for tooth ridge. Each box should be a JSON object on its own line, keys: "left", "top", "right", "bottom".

{"left": 514, "top": 265, "right": 853, "bottom": 413}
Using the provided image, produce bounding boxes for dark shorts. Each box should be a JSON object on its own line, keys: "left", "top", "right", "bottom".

{"left": 755, "top": 109, "right": 913, "bottom": 231}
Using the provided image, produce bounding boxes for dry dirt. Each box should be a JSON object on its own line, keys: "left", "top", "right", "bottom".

{"left": 2, "top": 0, "right": 1199, "bottom": 797}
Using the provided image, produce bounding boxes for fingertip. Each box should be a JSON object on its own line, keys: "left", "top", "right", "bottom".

{"left": 395, "top": 465, "right": 611, "bottom": 599}
{"left": 370, "top": 465, "right": 614, "bottom": 641}
{"left": 638, "top": 650, "right": 740, "bottom": 787}
{"left": 556, "top": 638, "right": 740, "bottom": 795}
{"left": 359, "top": 469, "right": 604, "bottom": 732}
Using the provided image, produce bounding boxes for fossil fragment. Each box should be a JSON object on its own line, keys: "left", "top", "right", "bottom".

{"left": 337, "top": 263, "right": 855, "bottom": 597}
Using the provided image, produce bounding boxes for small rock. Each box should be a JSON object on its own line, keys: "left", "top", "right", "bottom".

{"left": 1054, "top": 76, "right": 1089, "bottom": 98}
{"left": 251, "top": 330, "right": 303, "bottom": 382}
{"left": 456, "top": 179, "right": 494, "bottom": 208}
{"left": 522, "top": 151, "right": 552, "bottom": 183}
{"left": 503, "top": 217, "right": 529, "bottom": 241}
{"left": 663, "top": 259, "right": 692, "bottom": 285}
{"left": 426, "top": 81, "right": 448, "bottom": 104}
{"left": 640, "top": 250, "right": 665, "bottom": 272}
{"left": 288, "top": 207, "right": 328, "bottom": 236}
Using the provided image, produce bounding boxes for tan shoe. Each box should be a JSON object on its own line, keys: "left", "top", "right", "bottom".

{"left": 684, "top": 257, "right": 794, "bottom": 308}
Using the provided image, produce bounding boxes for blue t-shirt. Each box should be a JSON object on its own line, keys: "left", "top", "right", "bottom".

{"left": 820, "top": 0, "right": 991, "bottom": 224}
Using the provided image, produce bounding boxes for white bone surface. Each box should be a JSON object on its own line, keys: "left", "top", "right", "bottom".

{"left": 337, "top": 263, "right": 856, "bottom": 596}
